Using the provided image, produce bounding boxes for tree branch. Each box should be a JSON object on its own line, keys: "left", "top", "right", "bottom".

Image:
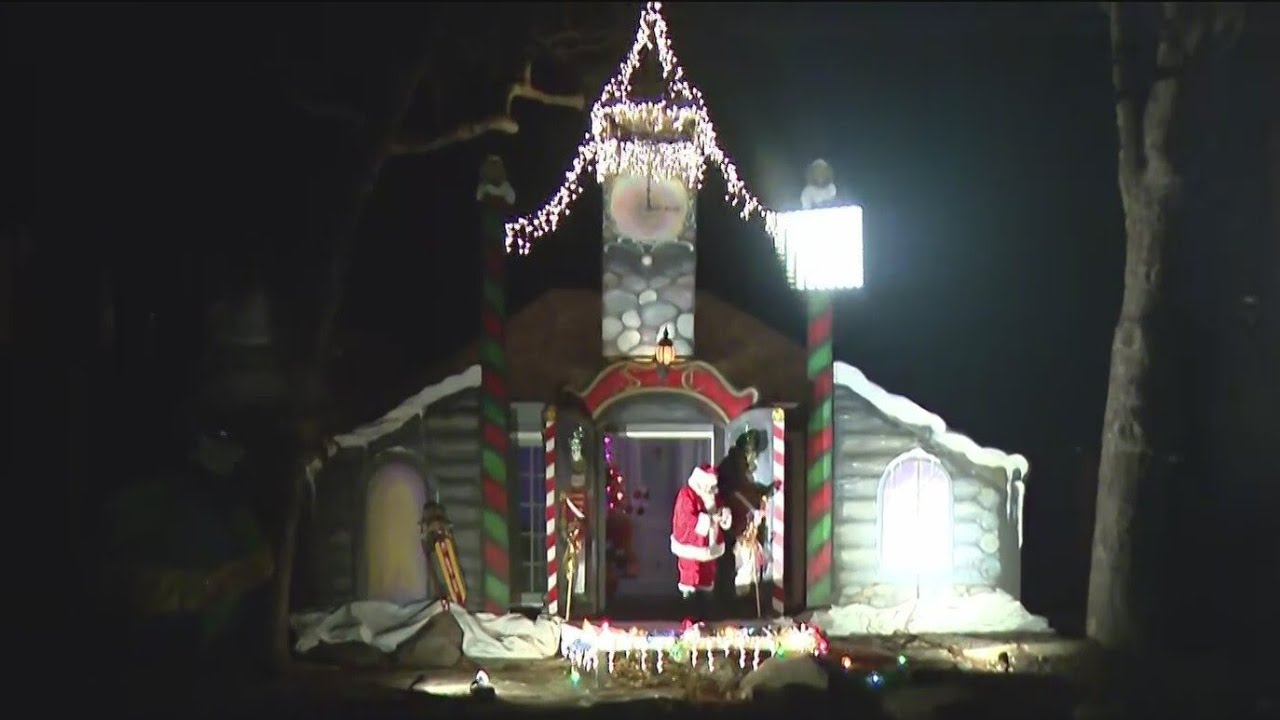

{"left": 391, "top": 62, "right": 585, "bottom": 157}
{"left": 1142, "top": 3, "right": 1199, "bottom": 183}
{"left": 506, "top": 60, "right": 586, "bottom": 114}
{"left": 531, "top": 28, "right": 618, "bottom": 61}
{"left": 1109, "top": 2, "right": 1142, "bottom": 183}
{"left": 1210, "top": 3, "right": 1247, "bottom": 45}
{"left": 391, "top": 114, "right": 520, "bottom": 156}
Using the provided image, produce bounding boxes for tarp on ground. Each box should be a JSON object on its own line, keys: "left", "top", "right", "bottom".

{"left": 291, "top": 600, "right": 562, "bottom": 659}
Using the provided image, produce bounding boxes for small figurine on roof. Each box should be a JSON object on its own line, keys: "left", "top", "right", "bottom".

{"left": 800, "top": 158, "right": 838, "bottom": 210}
{"left": 476, "top": 155, "right": 516, "bottom": 213}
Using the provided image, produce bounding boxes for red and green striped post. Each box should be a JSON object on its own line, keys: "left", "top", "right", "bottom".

{"left": 478, "top": 185, "right": 512, "bottom": 614}
{"left": 805, "top": 292, "right": 835, "bottom": 607}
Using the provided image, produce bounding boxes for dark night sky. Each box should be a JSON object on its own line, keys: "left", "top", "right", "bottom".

{"left": 23, "top": 3, "right": 1277, "bottom": 626}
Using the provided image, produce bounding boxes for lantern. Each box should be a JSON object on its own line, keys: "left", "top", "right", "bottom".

{"left": 654, "top": 327, "right": 676, "bottom": 378}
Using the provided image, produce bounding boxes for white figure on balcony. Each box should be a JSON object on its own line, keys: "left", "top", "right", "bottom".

{"left": 800, "top": 159, "right": 837, "bottom": 210}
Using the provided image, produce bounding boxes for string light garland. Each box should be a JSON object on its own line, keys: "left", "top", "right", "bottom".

{"left": 561, "top": 620, "right": 829, "bottom": 678}
{"left": 838, "top": 652, "right": 911, "bottom": 690}
{"left": 505, "top": 1, "right": 777, "bottom": 254}
{"left": 602, "top": 435, "right": 638, "bottom": 597}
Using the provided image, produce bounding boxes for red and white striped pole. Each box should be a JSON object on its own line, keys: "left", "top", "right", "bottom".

{"left": 770, "top": 407, "right": 786, "bottom": 615}
{"left": 543, "top": 406, "right": 559, "bottom": 615}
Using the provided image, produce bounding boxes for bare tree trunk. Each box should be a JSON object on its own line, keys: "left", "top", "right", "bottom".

{"left": 269, "top": 469, "right": 307, "bottom": 665}
{"left": 1087, "top": 2, "right": 1242, "bottom": 652}
{"left": 264, "top": 52, "right": 434, "bottom": 673}
{"left": 1087, "top": 180, "right": 1171, "bottom": 651}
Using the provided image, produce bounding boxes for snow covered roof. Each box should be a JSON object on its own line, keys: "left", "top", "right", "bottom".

{"left": 335, "top": 364, "right": 481, "bottom": 450}
{"left": 306, "top": 365, "right": 481, "bottom": 483}
{"left": 303, "top": 358, "right": 1027, "bottom": 488}
{"left": 833, "top": 362, "right": 1029, "bottom": 482}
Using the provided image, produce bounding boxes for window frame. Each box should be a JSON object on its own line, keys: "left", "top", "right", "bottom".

{"left": 512, "top": 431, "right": 546, "bottom": 607}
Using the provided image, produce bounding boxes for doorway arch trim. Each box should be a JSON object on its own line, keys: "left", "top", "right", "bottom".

{"left": 572, "top": 359, "right": 760, "bottom": 423}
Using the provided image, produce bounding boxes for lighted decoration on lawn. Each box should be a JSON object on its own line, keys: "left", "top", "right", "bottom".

{"left": 504, "top": 2, "right": 776, "bottom": 255}
{"left": 838, "top": 653, "right": 910, "bottom": 690}
{"left": 561, "top": 621, "right": 828, "bottom": 678}
{"left": 603, "top": 435, "right": 638, "bottom": 598}
{"left": 469, "top": 669, "right": 496, "bottom": 700}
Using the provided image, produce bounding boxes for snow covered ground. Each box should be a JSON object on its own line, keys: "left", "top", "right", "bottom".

{"left": 806, "top": 588, "right": 1051, "bottom": 636}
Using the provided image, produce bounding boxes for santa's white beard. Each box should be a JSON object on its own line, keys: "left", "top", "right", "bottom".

{"left": 693, "top": 488, "right": 717, "bottom": 509}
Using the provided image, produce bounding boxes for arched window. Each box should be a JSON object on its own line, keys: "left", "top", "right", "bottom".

{"left": 877, "top": 449, "right": 953, "bottom": 589}
{"left": 364, "top": 460, "right": 429, "bottom": 603}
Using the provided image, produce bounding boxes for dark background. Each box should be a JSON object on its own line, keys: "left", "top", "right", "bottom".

{"left": 13, "top": 2, "right": 1279, "bottom": 641}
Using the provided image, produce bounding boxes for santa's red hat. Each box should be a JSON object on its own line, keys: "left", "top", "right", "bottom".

{"left": 687, "top": 464, "right": 718, "bottom": 494}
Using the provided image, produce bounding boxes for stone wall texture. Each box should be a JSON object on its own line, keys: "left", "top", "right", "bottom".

{"left": 601, "top": 173, "right": 698, "bottom": 358}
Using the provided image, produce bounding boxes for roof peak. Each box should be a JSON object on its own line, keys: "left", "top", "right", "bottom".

{"left": 504, "top": 1, "right": 775, "bottom": 255}
{"left": 601, "top": 2, "right": 695, "bottom": 106}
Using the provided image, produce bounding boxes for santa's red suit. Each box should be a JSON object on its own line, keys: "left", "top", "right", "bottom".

{"left": 670, "top": 465, "right": 732, "bottom": 595}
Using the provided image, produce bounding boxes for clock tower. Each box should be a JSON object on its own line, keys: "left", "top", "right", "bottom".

{"left": 598, "top": 64, "right": 699, "bottom": 360}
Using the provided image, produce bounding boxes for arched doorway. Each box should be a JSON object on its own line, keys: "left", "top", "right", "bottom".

{"left": 364, "top": 461, "right": 429, "bottom": 603}
{"left": 565, "top": 359, "right": 763, "bottom": 618}
{"left": 878, "top": 450, "right": 953, "bottom": 597}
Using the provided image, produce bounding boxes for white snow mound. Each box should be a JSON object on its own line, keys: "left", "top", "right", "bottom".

{"left": 807, "top": 589, "right": 1051, "bottom": 635}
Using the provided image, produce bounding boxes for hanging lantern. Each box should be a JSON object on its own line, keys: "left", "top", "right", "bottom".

{"left": 654, "top": 327, "right": 676, "bottom": 378}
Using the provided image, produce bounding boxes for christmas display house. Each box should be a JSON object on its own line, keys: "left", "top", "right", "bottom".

{"left": 302, "top": 4, "right": 1030, "bottom": 627}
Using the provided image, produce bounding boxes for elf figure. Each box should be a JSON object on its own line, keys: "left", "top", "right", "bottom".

{"left": 670, "top": 464, "right": 732, "bottom": 619}
{"left": 717, "top": 429, "right": 778, "bottom": 603}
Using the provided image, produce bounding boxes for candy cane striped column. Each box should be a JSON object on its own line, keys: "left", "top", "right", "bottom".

{"left": 543, "top": 407, "right": 559, "bottom": 615}
{"left": 806, "top": 292, "right": 835, "bottom": 607}
{"left": 770, "top": 407, "right": 786, "bottom": 615}
{"left": 479, "top": 218, "right": 512, "bottom": 614}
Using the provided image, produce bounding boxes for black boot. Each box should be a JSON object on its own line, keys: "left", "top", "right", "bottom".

{"left": 694, "top": 591, "right": 712, "bottom": 623}
{"left": 680, "top": 591, "right": 700, "bottom": 622}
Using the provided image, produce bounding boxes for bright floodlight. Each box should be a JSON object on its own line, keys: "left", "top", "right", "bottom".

{"left": 770, "top": 205, "right": 864, "bottom": 291}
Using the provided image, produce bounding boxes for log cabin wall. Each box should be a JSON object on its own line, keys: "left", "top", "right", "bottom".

{"left": 830, "top": 385, "right": 1012, "bottom": 603}
{"left": 310, "top": 452, "right": 362, "bottom": 606}
{"left": 419, "top": 388, "right": 485, "bottom": 611}
{"left": 942, "top": 459, "right": 1007, "bottom": 590}
{"left": 831, "top": 386, "right": 917, "bottom": 601}
{"left": 307, "top": 387, "right": 485, "bottom": 611}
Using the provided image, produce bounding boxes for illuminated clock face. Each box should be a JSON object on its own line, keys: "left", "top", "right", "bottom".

{"left": 608, "top": 175, "right": 690, "bottom": 243}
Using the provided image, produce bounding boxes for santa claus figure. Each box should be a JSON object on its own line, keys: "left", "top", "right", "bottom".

{"left": 670, "top": 464, "right": 732, "bottom": 619}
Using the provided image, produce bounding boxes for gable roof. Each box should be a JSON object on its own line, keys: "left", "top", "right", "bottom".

{"left": 321, "top": 292, "right": 1028, "bottom": 489}
{"left": 504, "top": 2, "right": 776, "bottom": 254}
{"left": 419, "top": 287, "right": 808, "bottom": 406}
{"left": 311, "top": 287, "right": 806, "bottom": 473}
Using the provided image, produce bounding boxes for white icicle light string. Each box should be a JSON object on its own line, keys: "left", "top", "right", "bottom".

{"left": 560, "top": 620, "right": 829, "bottom": 676}
{"left": 504, "top": 1, "right": 776, "bottom": 255}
